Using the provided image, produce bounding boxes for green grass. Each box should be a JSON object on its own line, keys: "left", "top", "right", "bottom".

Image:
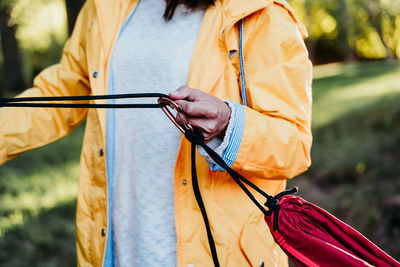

{"left": 0, "top": 60, "right": 400, "bottom": 265}
{"left": 312, "top": 61, "right": 400, "bottom": 129}
{"left": 0, "top": 125, "right": 83, "bottom": 266}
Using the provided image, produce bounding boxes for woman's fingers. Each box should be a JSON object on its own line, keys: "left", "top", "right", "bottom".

{"left": 187, "top": 117, "right": 221, "bottom": 142}
{"left": 169, "top": 86, "right": 231, "bottom": 142}
{"left": 174, "top": 100, "right": 216, "bottom": 118}
{"left": 169, "top": 86, "right": 202, "bottom": 101}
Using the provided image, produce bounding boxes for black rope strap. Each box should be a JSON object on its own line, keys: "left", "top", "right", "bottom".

{"left": 0, "top": 93, "right": 169, "bottom": 108}
{"left": 188, "top": 129, "right": 220, "bottom": 267}
{"left": 264, "top": 187, "right": 298, "bottom": 232}
{"left": 185, "top": 129, "right": 298, "bottom": 221}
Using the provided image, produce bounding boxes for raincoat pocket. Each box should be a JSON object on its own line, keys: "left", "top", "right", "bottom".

{"left": 239, "top": 220, "right": 287, "bottom": 267}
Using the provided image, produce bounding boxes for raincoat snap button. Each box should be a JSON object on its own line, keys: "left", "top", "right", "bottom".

{"left": 101, "top": 228, "right": 106, "bottom": 237}
{"left": 91, "top": 18, "right": 95, "bottom": 24}
{"left": 93, "top": 71, "right": 99, "bottom": 78}
{"left": 182, "top": 179, "right": 187, "bottom": 185}
{"left": 99, "top": 148, "right": 104, "bottom": 157}
{"left": 259, "top": 260, "right": 264, "bottom": 267}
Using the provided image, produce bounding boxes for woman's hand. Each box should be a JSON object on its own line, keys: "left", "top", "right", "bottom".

{"left": 169, "top": 86, "right": 231, "bottom": 143}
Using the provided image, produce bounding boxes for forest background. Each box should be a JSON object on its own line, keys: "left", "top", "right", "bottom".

{"left": 0, "top": 0, "right": 399, "bottom": 266}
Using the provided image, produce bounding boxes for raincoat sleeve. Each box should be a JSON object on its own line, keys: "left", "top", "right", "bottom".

{"left": 0, "top": 1, "right": 92, "bottom": 164}
{"left": 231, "top": 3, "right": 313, "bottom": 180}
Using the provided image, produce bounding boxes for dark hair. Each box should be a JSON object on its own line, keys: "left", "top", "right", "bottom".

{"left": 164, "top": 0, "right": 215, "bottom": 21}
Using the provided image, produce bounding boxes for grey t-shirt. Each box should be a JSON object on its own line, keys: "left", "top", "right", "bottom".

{"left": 110, "top": 0, "right": 204, "bottom": 266}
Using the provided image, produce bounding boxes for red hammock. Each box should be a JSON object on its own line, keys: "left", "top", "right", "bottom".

{"left": 265, "top": 195, "right": 400, "bottom": 267}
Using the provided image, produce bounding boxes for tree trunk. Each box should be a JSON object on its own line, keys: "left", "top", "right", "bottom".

{"left": 0, "top": 6, "right": 26, "bottom": 96}
{"left": 65, "top": 0, "right": 86, "bottom": 36}
{"left": 336, "top": 0, "right": 355, "bottom": 61}
{"left": 304, "top": 0, "right": 317, "bottom": 64}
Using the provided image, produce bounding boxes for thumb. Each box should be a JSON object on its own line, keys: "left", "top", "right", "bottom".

{"left": 169, "top": 86, "right": 189, "bottom": 100}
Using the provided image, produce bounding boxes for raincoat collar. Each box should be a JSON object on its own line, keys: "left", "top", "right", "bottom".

{"left": 91, "top": 0, "right": 274, "bottom": 65}
{"left": 93, "top": 0, "right": 273, "bottom": 35}
{"left": 220, "top": 0, "right": 272, "bottom": 25}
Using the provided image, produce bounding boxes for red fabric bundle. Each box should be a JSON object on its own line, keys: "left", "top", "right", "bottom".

{"left": 265, "top": 196, "right": 400, "bottom": 267}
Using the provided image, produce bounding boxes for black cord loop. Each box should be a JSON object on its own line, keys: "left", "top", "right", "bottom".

{"left": 264, "top": 187, "right": 298, "bottom": 232}
{"left": 184, "top": 127, "right": 204, "bottom": 145}
{"left": 0, "top": 93, "right": 170, "bottom": 108}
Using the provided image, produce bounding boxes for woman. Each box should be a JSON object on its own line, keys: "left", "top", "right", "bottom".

{"left": 0, "top": 0, "right": 312, "bottom": 266}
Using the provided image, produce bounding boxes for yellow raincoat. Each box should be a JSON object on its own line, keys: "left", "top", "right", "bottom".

{"left": 0, "top": 0, "right": 312, "bottom": 266}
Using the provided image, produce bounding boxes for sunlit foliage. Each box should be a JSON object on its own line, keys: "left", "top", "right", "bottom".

{"left": 1, "top": 0, "right": 67, "bottom": 85}
{"left": 10, "top": 0, "right": 67, "bottom": 51}
{"left": 289, "top": 0, "right": 400, "bottom": 61}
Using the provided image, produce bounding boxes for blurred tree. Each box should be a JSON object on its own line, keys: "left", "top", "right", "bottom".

{"left": 0, "top": 2, "right": 25, "bottom": 97}
{"left": 362, "top": 0, "right": 397, "bottom": 58}
{"left": 0, "top": 0, "right": 96, "bottom": 96}
{"left": 65, "top": 0, "right": 85, "bottom": 35}
{"left": 334, "top": 0, "right": 354, "bottom": 61}
{"left": 289, "top": 0, "right": 400, "bottom": 63}
{"left": 0, "top": 0, "right": 68, "bottom": 93}
{"left": 302, "top": 0, "right": 316, "bottom": 62}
